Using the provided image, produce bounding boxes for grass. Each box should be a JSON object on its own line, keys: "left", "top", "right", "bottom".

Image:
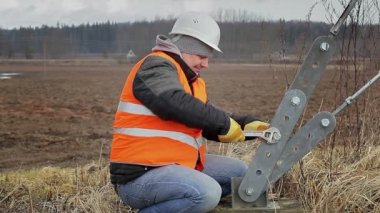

{"left": 1, "top": 107, "right": 379, "bottom": 213}
{"left": 287, "top": 145, "right": 380, "bottom": 212}
{"left": 2, "top": 144, "right": 379, "bottom": 212}
{"left": 0, "top": 163, "right": 133, "bottom": 212}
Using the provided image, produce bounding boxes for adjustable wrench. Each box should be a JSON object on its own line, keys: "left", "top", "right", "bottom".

{"left": 244, "top": 127, "right": 282, "bottom": 144}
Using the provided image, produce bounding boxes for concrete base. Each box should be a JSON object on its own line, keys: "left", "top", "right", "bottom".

{"left": 210, "top": 177, "right": 304, "bottom": 212}
{"left": 211, "top": 198, "right": 304, "bottom": 212}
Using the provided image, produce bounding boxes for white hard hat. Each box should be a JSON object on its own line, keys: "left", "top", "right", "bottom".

{"left": 170, "top": 12, "right": 222, "bottom": 53}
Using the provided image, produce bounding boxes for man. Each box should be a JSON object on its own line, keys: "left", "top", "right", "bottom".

{"left": 110, "top": 12, "right": 269, "bottom": 213}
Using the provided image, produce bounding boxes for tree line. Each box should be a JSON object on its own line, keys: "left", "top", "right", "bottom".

{"left": 0, "top": 19, "right": 378, "bottom": 62}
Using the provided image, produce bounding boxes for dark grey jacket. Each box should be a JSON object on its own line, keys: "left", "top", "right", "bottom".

{"left": 134, "top": 35, "right": 230, "bottom": 140}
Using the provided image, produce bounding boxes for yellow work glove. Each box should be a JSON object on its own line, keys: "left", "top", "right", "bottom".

{"left": 218, "top": 118, "right": 245, "bottom": 143}
{"left": 244, "top": 121, "right": 270, "bottom": 131}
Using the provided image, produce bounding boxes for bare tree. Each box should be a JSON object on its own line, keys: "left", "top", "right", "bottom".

{"left": 319, "top": 0, "right": 380, "bottom": 157}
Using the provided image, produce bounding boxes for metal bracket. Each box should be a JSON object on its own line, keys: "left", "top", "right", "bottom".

{"left": 230, "top": 0, "right": 363, "bottom": 209}
{"left": 289, "top": 36, "right": 337, "bottom": 98}
{"left": 237, "top": 23, "right": 338, "bottom": 205}
{"left": 232, "top": 177, "right": 268, "bottom": 208}
{"left": 231, "top": 177, "right": 303, "bottom": 212}
{"left": 269, "top": 112, "right": 336, "bottom": 183}
{"left": 238, "top": 89, "right": 307, "bottom": 202}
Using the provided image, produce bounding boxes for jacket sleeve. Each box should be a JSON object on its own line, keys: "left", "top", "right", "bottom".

{"left": 229, "top": 113, "right": 262, "bottom": 129}
{"left": 132, "top": 55, "right": 230, "bottom": 138}
{"left": 199, "top": 103, "right": 262, "bottom": 140}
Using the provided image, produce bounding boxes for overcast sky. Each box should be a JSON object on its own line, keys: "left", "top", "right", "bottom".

{"left": 0, "top": 0, "right": 377, "bottom": 29}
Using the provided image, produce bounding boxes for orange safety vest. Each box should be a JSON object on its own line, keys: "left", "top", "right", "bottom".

{"left": 110, "top": 51, "right": 207, "bottom": 171}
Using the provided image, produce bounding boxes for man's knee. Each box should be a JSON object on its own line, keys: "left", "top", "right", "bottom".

{"left": 194, "top": 181, "right": 222, "bottom": 212}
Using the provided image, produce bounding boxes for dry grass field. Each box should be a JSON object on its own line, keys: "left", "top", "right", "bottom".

{"left": 0, "top": 60, "right": 379, "bottom": 212}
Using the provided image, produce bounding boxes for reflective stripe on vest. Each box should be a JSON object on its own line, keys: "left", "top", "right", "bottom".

{"left": 118, "top": 101, "right": 155, "bottom": 116}
{"left": 115, "top": 100, "right": 205, "bottom": 148}
{"left": 113, "top": 127, "right": 204, "bottom": 149}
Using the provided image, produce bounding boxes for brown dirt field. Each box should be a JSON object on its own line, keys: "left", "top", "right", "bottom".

{"left": 0, "top": 62, "right": 379, "bottom": 171}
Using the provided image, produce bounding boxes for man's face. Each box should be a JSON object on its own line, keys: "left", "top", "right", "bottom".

{"left": 182, "top": 53, "right": 209, "bottom": 74}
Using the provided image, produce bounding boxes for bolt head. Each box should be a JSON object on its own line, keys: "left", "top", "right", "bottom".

{"left": 291, "top": 96, "right": 301, "bottom": 106}
{"left": 273, "top": 132, "right": 281, "bottom": 140}
{"left": 245, "top": 188, "right": 254, "bottom": 195}
{"left": 321, "top": 118, "right": 330, "bottom": 127}
{"left": 320, "top": 42, "right": 330, "bottom": 52}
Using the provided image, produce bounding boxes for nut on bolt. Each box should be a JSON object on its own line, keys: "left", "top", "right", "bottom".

{"left": 245, "top": 188, "right": 254, "bottom": 195}
{"left": 321, "top": 118, "right": 330, "bottom": 127}
{"left": 291, "top": 96, "right": 301, "bottom": 106}
{"left": 320, "top": 42, "right": 330, "bottom": 52}
{"left": 273, "top": 132, "right": 282, "bottom": 140}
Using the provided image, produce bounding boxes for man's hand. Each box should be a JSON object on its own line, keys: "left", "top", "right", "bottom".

{"left": 218, "top": 118, "right": 245, "bottom": 143}
{"left": 244, "top": 121, "right": 270, "bottom": 131}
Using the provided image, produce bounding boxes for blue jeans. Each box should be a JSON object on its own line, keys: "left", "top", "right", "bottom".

{"left": 116, "top": 154, "right": 248, "bottom": 213}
